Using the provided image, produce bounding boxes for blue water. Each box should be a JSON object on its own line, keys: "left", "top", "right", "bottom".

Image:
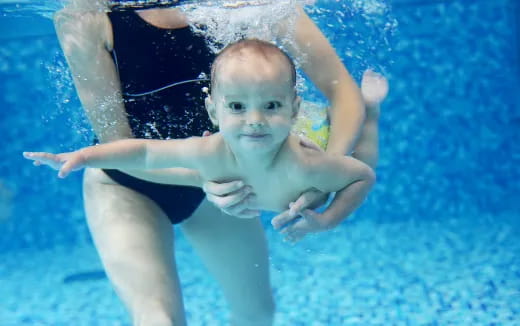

{"left": 1, "top": 0, "right": 519, "bottom": 325}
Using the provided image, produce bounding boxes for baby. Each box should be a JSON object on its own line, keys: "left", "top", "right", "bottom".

{"left": 24, "top": 39, "right": 380, "bottom": 237}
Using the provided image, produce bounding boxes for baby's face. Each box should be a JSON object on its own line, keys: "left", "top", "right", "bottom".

{"left": 209, "top": 55, "right": 298, "bottom": 154}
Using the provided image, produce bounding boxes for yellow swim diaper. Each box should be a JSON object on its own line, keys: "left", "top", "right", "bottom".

{"left": 292, "top": 101, "right": 330, "bottom": 150}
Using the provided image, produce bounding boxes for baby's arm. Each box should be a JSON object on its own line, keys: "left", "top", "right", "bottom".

{"left": 272, "top": 153, "right": 375, "bottom": 241}
{"left": 305, "top": 154, "right": 375, "bottom": 227}
{"left": 24, "top": 137, "right": 211, "bottom": 178}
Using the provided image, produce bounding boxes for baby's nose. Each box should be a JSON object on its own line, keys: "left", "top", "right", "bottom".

{"left": 246, "top": 110, "right": 266, "bottom": 126}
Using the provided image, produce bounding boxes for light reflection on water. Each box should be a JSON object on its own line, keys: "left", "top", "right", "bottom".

{"left": 0, "top": 0, "right": 65, "bottom": 18}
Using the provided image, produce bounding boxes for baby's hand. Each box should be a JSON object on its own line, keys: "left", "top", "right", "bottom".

{"left": 23, "top": 151, "right": 86, "bottom": 178}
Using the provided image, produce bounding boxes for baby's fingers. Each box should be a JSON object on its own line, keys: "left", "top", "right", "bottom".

{"left": 58, "top": 156, "right": 83, "bottom": 178}
{"left": 23, "top": 152, "right": 61, "bottom": 169}
{"left": 23, "top": 152, "right": 42, "bottom": 161}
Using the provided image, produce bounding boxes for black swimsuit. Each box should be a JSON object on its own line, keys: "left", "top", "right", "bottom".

{"left": 103, "top": 10, "right": 216, "bottom": 224}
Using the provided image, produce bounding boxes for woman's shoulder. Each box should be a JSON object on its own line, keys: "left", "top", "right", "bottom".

{"left": 54, "top": 4, "right": 113, "bottom": 51}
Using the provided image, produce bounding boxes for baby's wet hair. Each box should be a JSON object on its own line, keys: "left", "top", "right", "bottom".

{"left": 210, "top": 38, "right": 296, "bottom": 91}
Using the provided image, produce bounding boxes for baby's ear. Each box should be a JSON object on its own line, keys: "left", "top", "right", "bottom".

{"left": 291, "top": 96, "right": 301, "bottom": 119}
{"left": 205, "top": 95, "right": 219, "bottom": 126}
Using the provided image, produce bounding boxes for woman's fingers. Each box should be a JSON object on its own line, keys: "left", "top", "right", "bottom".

{"left": 278, "top": 209, "right": 324, "bottom": 243}
{"left": 219, "top": 194, "right": 260, "bottom": 218}
{"left": 272, "top": 190, "right": 325, "bottom": 230}
{"left": 203, "top": 180, "right": 245, "bottom": 197}
{"left": 229, "top": 208, "right": 261, "bottom": 219}
{"left": 285, "top": 230, "right": 305, "bottom": 243}
{"left": 271, "top": 208, "right": 299, "bottom": 230}
{"left": 203, "top": 180, "right": 260, "bottom": 218}
{"left": 281, "top": 219, "right": 307, "bottom": 243}
{"left": 289, "top": 189, "right": 327, "bottom": 215}
{"left": 205, "top": 185, "right": 250, "bottom": 208}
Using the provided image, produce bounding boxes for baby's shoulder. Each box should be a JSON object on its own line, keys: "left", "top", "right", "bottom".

{"left": 197, "top": 134, "right": 236, "bottom": 169}
{"left": 196, "top": 134, "right": 236, "bottom": 178}
{"left": 286, "top": 135, "right": 329, "bottom": 174}
{"left": 290, "top": 134, "right": 327, "bottom": 158}
{"left": 195, "top": 134, "right": 226, "bottom": 157}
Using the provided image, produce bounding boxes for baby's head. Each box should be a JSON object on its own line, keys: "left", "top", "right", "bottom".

{"left": 206, "top": 39, "right": 300, "bottom": 153}
{"left": 209, "top": 39, "right": 297, "bottom": 94}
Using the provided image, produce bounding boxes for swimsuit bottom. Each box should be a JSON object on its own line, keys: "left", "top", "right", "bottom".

{"left": 102, "top": 169, "right": 205, "bottom": 224}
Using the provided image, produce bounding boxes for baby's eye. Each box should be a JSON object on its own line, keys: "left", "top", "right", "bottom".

{"left": 265, "top": 101, "right": 282, "bottom": 110}
{"left": 228, "top": 102, "right": 245, "bottom": 112}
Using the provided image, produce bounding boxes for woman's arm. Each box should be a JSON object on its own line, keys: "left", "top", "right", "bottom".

{"left": 54, "top": 9, "right": 132, "bottom": 143}
{"left": 276, "top": 6, "right": 365, "bottom": 156}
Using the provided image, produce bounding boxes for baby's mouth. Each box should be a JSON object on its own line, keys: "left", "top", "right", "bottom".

{"left": 241, "top": 133, "right": 269, "bottom": 139}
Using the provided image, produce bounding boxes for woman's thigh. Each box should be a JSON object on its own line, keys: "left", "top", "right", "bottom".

{"left": 83, "top": 168, "right": 185, "bottom": 325}
{"left": 180, "top": 199, "right": 274, "bottom": 323}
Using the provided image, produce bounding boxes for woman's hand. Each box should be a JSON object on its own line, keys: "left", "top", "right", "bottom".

{"left": 201, "top": 130, "right": 259, "bottom": 218}
{"left": 272, "top": 135, "right": 331, "bottom": 241}
{"left": 203, "top": 180, "right": 260, "bottom": 218}
{"left": 271, "top": 199, "right": 331, "bottom": 243}
{"left": 23, "top": 151, "right": 86, "bottom": 178}
{"left": 271, "top": 188, "right": 330, "bottom": 242}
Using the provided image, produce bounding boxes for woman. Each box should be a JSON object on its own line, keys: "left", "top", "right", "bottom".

{"left": 53, "top": 0, "right": 368, "bottom": 325}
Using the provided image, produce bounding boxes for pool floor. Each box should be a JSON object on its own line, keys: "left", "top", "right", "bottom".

{"left": 2, "top": 214, "right": 519, "bottom": 325}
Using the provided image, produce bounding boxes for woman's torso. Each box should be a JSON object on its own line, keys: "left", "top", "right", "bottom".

{"left": 108, "top": 9, "right": 216, "bottom": 140}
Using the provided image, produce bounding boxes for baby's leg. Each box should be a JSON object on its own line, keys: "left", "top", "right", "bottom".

{"left": 83, "top": 168, "right": 186, "bottom": 326}
{"left": 181, "top": 199, "right": 274, "bottom": 326}
{"left": 352, "top": 70, "right": 389, "bottom": 168}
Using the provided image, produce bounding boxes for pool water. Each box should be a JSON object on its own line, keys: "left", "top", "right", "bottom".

{"left": 1, "top": 0, "right": 519, "bottom": 325}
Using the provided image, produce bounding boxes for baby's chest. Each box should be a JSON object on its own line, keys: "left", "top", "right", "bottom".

{"left": 246, "top": 171, "right": 309, "bottom": 212}
{"left": 200, "top": 153, "right": 312, "bottom": 212}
